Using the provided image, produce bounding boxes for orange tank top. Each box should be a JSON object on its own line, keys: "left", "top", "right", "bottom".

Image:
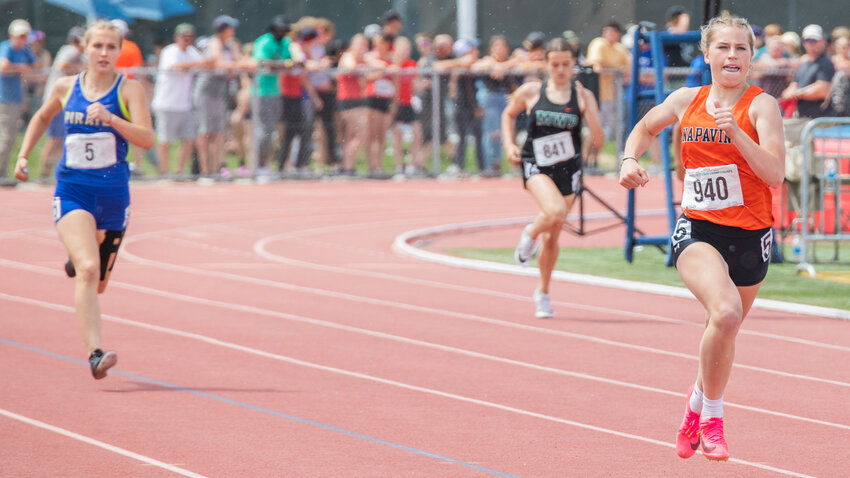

{"left": 679, "top": 84, "right": 773, "bottom": 230}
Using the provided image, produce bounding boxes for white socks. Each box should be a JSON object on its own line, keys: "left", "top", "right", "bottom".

{"left": 690, "top": 382, "right": 704, "bottom": 413}
{"left": 691, "top": 382, "right": 724, "bottom": 418}
{"left": 702, "top": 395, "right": 724, "bottom": 419}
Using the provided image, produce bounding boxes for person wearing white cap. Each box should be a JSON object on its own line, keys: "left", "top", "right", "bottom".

{"left": 780, "top": 24, "right": 836, "bottom": 118}
{"left": 0, "top": 19, "right": 38, "bottom": 181}
{"left": 152, "top": 23, "right": 207, "bottom": 177}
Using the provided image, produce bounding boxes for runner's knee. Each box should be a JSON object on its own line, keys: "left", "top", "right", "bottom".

{"left": 708, "top": 302, "right": 743, "bottom": 337}
{"left": 540, "top": 205, "right": 567, "bottom": 228}
{"left": 75, "top": 258, "right": 100, "bottom": 284}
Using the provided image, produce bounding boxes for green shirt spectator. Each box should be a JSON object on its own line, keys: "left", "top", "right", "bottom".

{"left": 252, "top": 32, "right": 291, "bottom": 97}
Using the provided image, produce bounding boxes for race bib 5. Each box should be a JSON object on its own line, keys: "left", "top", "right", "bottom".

{"left": 681, "top": 164, "right": 744, "bottom": 211}
{"left": 532, "top": 131, "right": 575, "bottom": 167}
{"left": 64, "top": 132, "right": 117, "bottom": 170}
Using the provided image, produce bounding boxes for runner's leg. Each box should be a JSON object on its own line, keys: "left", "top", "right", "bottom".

{"left": 56, "top": 210, "right": 103, "bottom": 354}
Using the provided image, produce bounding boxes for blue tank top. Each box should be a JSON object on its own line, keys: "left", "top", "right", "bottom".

{"left": 54, "top": 73, "right": 131, "bottom": 187}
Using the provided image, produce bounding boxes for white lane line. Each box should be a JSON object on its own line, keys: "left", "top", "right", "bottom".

{"left": 250, "top": 230, "right": 850, "bottom": 353}
{"left": 102, "top": 241, "right": 850, "bottom": 388}
{"left": 2, "top": 289, "right": 848, "bottom": 432}
{"left": 0, "top": 408, "right": 206, "bottom": 477}
{"left": 11, "top": 238, "right": 850, "bottom": 388}
{"left": 393, "top": 221, "right": 850, "bottom": 320}
{"left": 0, "top": 294, "right": 817, "bottom": 478}
{"left": 29, "top": 211, "right": 844, "bottom": 356}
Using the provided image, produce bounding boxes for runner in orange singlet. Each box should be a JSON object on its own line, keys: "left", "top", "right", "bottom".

{"left": 619, "top": 15, "right": 785, "bottom": 461}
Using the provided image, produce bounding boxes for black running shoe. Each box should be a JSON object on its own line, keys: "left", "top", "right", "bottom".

{"left": 64, "top": 258, "right": 75, "bottom": 278}
{"left": 89, "top": 349, "right": 117, "bottom": 380}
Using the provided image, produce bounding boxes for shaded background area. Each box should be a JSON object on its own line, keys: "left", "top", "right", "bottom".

{"left": 1, "top": 0, "right": 843, "bottom": 58}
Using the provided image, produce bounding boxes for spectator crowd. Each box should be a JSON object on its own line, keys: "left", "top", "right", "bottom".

{"left": 2, "top": 7, "right": 850, "bottom": 183}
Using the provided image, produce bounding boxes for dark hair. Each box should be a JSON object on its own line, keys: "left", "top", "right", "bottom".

{"left": 523, "top": 31, "right": 546, "bottom": 50}
{"left": 298, "top": 26, "right": 319, "bottom": 41}
{"left": 269, "top": 15, "right": 290, "bottom": 33}
{"left": 382, "top": 9, "right": 402, "bottom": 25}
{"left": 667, "top": 5, "right": 688, "bottom": 21}
{"left": 326, "top": 37, "right": 348, "bottom": 58}
{"left": 544, "top": 37, "right": 576, "bottom": 59}
{"left": 604, "top": 21, "right": 623, "bottom": 34}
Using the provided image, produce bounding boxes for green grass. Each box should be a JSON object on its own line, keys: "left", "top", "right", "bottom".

{"left": 448, "top": 244, "right": 850, "bottom": 310}
{"left": 12, "top": 132, "right": 626, "bottom": 178}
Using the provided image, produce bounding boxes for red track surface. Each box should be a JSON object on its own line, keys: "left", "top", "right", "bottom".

{"left": 1, "top": 177, "right": 847, "bottom": 477}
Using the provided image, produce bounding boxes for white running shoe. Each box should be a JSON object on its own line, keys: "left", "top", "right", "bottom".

{"left": 514, "top": 224, "right": 539, "bottom": 266}
{"left": 534, "top": 289, "right": 554, "bottom": 318}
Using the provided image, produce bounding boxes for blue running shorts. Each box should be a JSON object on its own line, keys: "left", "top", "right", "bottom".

{"left": 53, "top": 181, "right": 130, "bottom": 231}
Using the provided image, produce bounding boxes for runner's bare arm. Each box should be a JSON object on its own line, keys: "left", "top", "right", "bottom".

{"left": 620, "top": 87, "right": 697, "bottom": 188}
{"left": 14, "top": 76, "right": 72, "bottom": 181}
{"left": 109, "top": 79, "right": 154, "bottom": 150}
{"left": 627, "top": 87, "right": 695, "bottom": 158}
{"left": 501, "top": 82, "right": 541, "bottom": 164}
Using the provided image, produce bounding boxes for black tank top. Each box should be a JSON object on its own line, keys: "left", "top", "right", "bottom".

{"left": 521, "top": 81, "right": 582, "bottom": 164}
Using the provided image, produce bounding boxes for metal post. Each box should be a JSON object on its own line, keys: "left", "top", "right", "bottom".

{"left": 431, "top": 69, "right": 441, "bottom": 174}
{"left": 457, "top": 0, "right": 477, "bottom": 41}
{"left": 798, "top": 118, "right": 815, "bottom": 272}
{"left": 614, "top": 70, "right": 624, "bottom": 159}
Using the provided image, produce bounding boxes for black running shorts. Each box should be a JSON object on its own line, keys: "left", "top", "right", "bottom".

{"left": 671, "top": 214, "right": 773, "bottom": 287}
{"left": 520, "top": 156, "right": 582, "bottom": 196}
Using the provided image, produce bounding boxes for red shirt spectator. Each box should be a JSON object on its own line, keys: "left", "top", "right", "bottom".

{"left": 396, "top": 58, "right": 416, "bottom": 106}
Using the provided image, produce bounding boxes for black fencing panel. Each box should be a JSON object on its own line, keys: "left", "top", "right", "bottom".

{"left": 575, "top": 67, "right": 599, "bottom": 103}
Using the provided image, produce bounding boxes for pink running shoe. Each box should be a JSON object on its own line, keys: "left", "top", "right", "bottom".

{"left": 236, "top": 165, "right": 251, "bottom": 177}
{"left": 676, "top": 385, "right": 701, "bottom": 459}
{"left": 699, "top": 417, "right": 729, "bottom": 461}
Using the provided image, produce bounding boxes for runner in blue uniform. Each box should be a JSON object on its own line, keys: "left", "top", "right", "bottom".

{"left": 14, "top": 21, "right": 154, "bottom": 380}
{"left": 502, "top": 37, "right": 604, "bottom": 318}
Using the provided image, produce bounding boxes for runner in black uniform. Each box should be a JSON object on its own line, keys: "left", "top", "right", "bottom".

{"left": 502, "top": 37, "right": 604, "bottom": 318}
{"left": 519, "top": 81, "right": 584, "bottom": 194}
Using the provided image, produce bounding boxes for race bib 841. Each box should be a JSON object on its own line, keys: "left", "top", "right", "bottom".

{"left": 532, "top": 131, "right": 575, "bottom": 167}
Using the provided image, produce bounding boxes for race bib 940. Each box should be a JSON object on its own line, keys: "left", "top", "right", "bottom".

{"left": 64, "top": 132, "right": 117, "bottom": 170}
{"left": 681, "top": 164, "right": 744, "bottom": 211}
{"left": 532, "top": 131, "right": 575, "bottom": 167}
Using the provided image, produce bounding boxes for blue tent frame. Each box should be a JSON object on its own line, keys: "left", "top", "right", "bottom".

{"left": 623, "top": 27, "right": 704, "bottom": 265}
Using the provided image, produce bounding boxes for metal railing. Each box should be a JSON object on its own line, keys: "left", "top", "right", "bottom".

{"left": 792, "top": 117, "right": 850, "bottom": 275}
{"left": 5, "top": 64, "right": 811, "bottom": 180}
